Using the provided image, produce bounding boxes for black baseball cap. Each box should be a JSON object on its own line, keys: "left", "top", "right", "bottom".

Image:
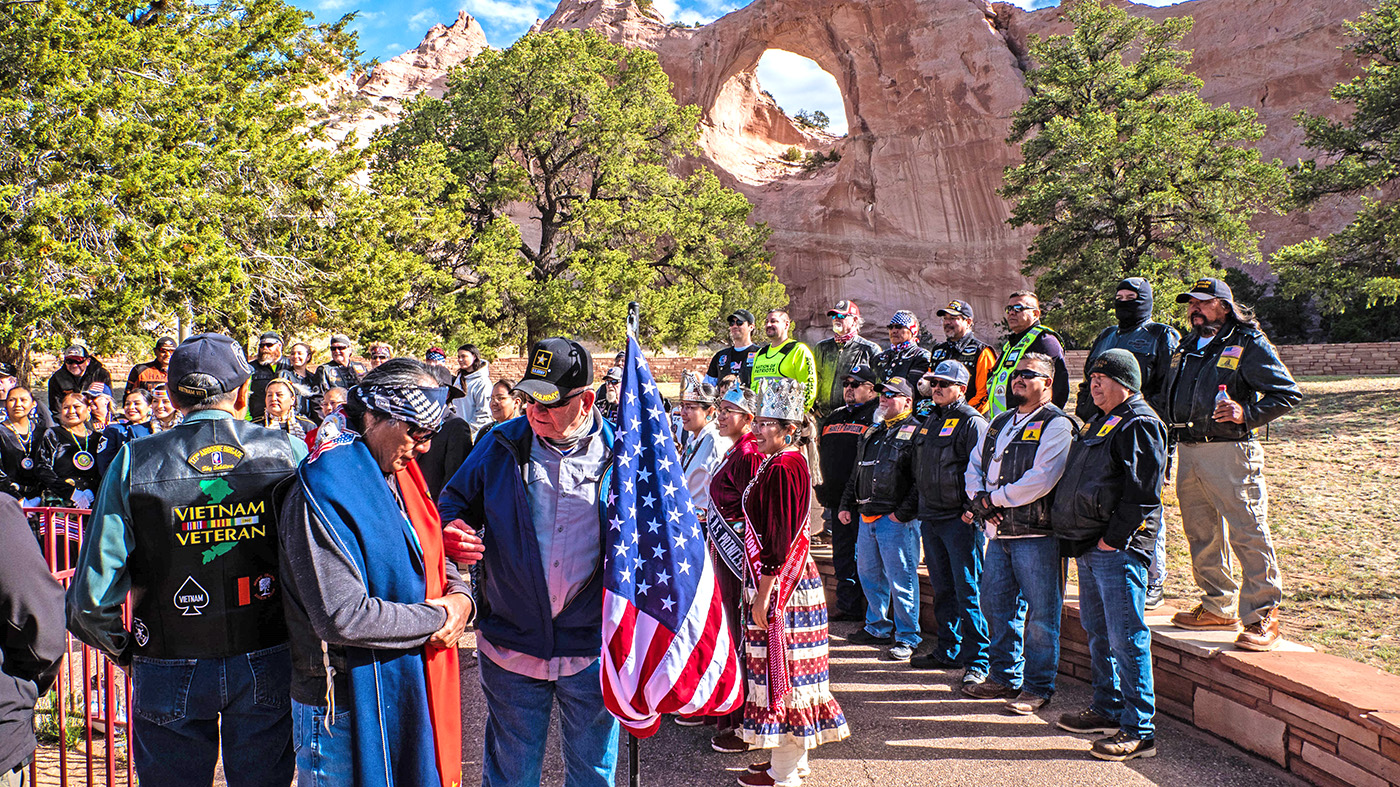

{"left": 936, "top": 300, "right": 974, "bottom": 320}
{"left": 1176, "top": 277, "right": 1234, "bottom": 304}
{"left": 727, "top": 309, "right": 755, "bottom": 325}
{"left": 878, "top": 376, "right": 915, "bottom": 398}
{"left": 258, "top": 331, "right": 283, "bottom": 345}
{"left": 169, "top": 333, "right": 253, "bottom": 399}
{"left": 514, "top": 337, "right": 593, "bottom": 404}
{"left": 154, "top": 336, "right": 177, "bottom": 351}
{"left": 843, "top": 364, "right": 878, "bottom": 385}
{"left": 0, "top": 362, "right": 16, "bottom": 378}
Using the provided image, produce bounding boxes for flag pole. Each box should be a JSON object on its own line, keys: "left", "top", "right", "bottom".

{"left": 626, "top": 299, "right": 642, "bottom": 787}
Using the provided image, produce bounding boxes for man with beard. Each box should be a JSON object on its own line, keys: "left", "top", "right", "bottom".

{"left": 813, "top": 300, "right": 881, "bottom": 422}
{"left": 1075, "top": 278, "right": 1180, "bottom": 608}
{"left": 248, "top": 331, "right": 291, "bottom": 421}
{"left": 1166, "top": 278, "right": 1300, "bottom": 652}
{"left": 704, "top": 309, "right": 761, "bottom": 388}
{"left": 872, "top": 311, "right": 932, "bottom": 397}
{"left": 929, "top": 300, "right": 996, "bottom": 413}
{"left": 816, "top": 364, "right": 880, "bottom": 621}
{"left": 126, "top": 336, "right": 177, "bottom": 393}
{"left": 596, "top": 366, "right": 622, "bottom": 425}
{"left": 986, "top": 292, "right": 1070, "bottom": 416}
{"left": 452, "top": 344, "right": 493, "bottom": 439}
{"left": 46, "top": 344, "right": 113, "bottom": 415}
{"left": 751, "top": 310, "right": 818, "bottom": 412}
{"left": 964, "top": 353, "right": 1072, "bottom": 715}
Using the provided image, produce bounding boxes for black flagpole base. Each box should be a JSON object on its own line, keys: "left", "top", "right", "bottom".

{"left": 629, "top": 733, "right": 641, "bottom": 787}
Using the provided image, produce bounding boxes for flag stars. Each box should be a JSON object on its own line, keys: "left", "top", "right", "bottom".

{"left": 655, "top": 570, "right": 670, "bottom": 586}
{"left": 640, "top": 492, "right": 656, "bottom": 509}
{"left": 637, "top": 578, "right": 651, "bottom": 596}
{"left": 609, "top": 516, "right": 622, "bottom": 532}
{"left": 647, "top": 519, "right": 662, "bottom": 534}
{"left": 660, "top": 596, "right": 675, "bottom": 612}
{"left": 651, "top": 544, "right": 666, "bottom": 559}
{"left": 677, "top": 559, "right": 691, "bottom": 575}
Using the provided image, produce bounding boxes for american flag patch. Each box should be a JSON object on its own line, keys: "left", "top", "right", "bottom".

{"left": 1222, "top": 345, "right": 1243, "bottom": 358}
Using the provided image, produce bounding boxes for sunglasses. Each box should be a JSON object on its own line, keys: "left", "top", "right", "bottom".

{"left": 1005, "top": 304, "right": 1036, "bottom": 314}
{"left": 530, "top": 389, "right": 586, "bottom": 410}
{"left": 1011, "top": 368, "right": 1050, "bottom": 380}
{"left": 64, "top": 359, "right": 84, "bottom": 365}
{"left": 928, "top": 379, "right": 958, "bottom": 389}
{"left": 370, "top": 354, "right": 390, "bottom": 361}
{"left": 260, "top": 342, "right": 279, "bottom": 348}
{"left": 841, "top": 380, "right": 870, "bottom": 388}
{"left": 880, "top": 390, "right": 906, "bottom": 399}
{"left": 727, "top": 318, "right": 748, "bottom": 326}
{"left": 830, "top": 312, "right": 852, "bottom": 320}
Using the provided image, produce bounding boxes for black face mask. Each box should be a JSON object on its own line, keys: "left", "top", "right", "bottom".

{"left": 1115, "top": 277, "right": 1154, "bottom": 330}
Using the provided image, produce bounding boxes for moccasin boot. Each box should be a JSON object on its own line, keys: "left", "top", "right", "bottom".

{"left": 1170, "top": 604, "right": 1241, "bottom": 631}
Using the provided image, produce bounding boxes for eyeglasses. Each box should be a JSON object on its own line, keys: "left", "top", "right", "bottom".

{"left": 1005, "top": 304, "right": 1036, "bottom": 314}
{"left": 406, "top": 424, "right": 437, "bottom": 446}
{"left": 727, "top": 318, "right": 748, "bottom": 326}
{"left": 830, "top": 313, "right": 852, "bottom": 320}
{"left": 1011, "top": 368, "right": 1050, "bottom": 381}
{"left": 880, "top": 390, "right": 906, "bottom": 399}
{"left": 330, "top": 345, "right": 349, "bottom": 352}
{"left": 841, "top": 380, "right": 870, "bottom": 389}
{"left": 530, "top": 389, "right": 586, "bottom": 410}
{"left": 370, "top": 354, "right": 390, "bottom": 361}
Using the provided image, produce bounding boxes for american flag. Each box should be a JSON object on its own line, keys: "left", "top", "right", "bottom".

{"left": 600, "top": 336, "right": 743, "bottom": 737}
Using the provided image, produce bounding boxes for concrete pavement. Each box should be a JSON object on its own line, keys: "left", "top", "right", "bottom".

{"left": 457, "top": 620, "right": 1305, "bottom": 786}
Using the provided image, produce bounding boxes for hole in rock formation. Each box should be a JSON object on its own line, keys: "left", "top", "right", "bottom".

{"left": 755, "top": 50, "right": 849, "bottom": 136}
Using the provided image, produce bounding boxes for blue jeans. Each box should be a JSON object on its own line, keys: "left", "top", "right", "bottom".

{"left": 131, "top": 643, "right": 293, "bottom": 787}
{"left": 856, "top": 513, "right": 923, "bottom": 647}
{"left": 981, "top": 536, "right": 1062, "bottom": 698}
{"left": 291, "top": 701, "right": 354, "bottom": 786}
{"left": 921, "top": 514, "right": 989, "bottom": 674}
{"left": 478, "top": 653, "right": 620, "bottom": 787}
{"left": 1077, "top": 548, "right": 1156, "bottom": 739}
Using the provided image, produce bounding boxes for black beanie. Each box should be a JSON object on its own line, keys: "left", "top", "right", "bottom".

{"left": 1089, "top": 348, "right": 1142, "bottom": 393}
{"left": 1114, "top": 277, "right": 1154, "bottom": 330}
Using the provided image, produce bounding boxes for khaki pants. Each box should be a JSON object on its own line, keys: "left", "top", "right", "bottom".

{"left": 1176, "top": 440, "right": 1283, "bottom": 625}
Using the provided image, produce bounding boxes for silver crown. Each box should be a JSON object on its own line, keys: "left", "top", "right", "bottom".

{"left": 719, "top": 383, "right": 755, "bottom": 414}
{"left": 756, "top": 376, "right": 805, "bottom": 421}
{"left": 680, "top": 370, "right": 715, "bottom": 405}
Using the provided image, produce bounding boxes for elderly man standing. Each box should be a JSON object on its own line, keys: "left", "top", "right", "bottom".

{"left": 987, "top": 292, "right": 1070, "bottom": 416}
{"left": 439, "top": 338, "right": 620, "bottom": 787}
{"left": 1053, "top": 349, "right": 1167, "bottom": 762}
{"left": 839, "top": 376, "right": 922, "bottom": 661}
{"left": 248, "top": 331, "right": 291, "bottom": 421}
{"left": 68, "top": 333, "right": 307, "bottom": 786}
{"left": 46, "top": 343, "right": 112, "bottom": 415}
{"left": 929, "top": 300, "right": 997, "bottom": 413}
{"left": 813, "top": 300, "right": 881, "bottom": 421}
{"left": 909, "top": 361, "right": 990, "bottom": 686}
{"left": 964, "top": 353, "right": 1073, "bottom": 715}
{"left": 872, "top": 311, "right": 932, "bottom": 393}
{"left": 1166, "top": 278, "right": 1301, "bottom": 652}
{"left": 279, "top": 358, "right": 473, "bottom": 786}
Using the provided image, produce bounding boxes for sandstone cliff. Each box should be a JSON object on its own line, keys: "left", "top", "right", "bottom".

{"left": 311, "top": 0, "right": 1369, "bottom": 343}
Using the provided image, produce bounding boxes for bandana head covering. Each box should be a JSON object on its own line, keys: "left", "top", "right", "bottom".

{"left": 351, "top": 385, "right": 448, "bottom": 432}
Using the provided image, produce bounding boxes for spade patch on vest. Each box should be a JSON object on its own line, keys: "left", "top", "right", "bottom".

{"left": 1022, "top": 421, "right": 1043, "bottom": 441}
{"left": 187, "top": 444, "right": 244, "bottom": 474}
{"left": 174, "top": 576, "right": 209, "bottom": 616}
{"left": 939, "top": 418, "right": 960, "bottom": 437}
{"left": 1097, "top": 415, "right": 1123, "bottom": 437}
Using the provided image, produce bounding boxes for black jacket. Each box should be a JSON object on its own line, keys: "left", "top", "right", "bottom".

{"left": 1076, "top": 321, "right": 1180, "bottom": 421}
{"left": 913, "top": 399, "right": 985, "bottom": 520}
{"left": 1166, "top": 321, "right": 1301, "bottom": 443}
{"left": 873, "top": 345, "right": 932, "bottom": 392}
{"left": 840, "top": 412, "right": 920, "bottom": 522}
{"left": 0, "top": 422, "right": 46, "bottom": 500}
{"left": 36, "top": 426, "right": 102, "bottom": 500}
{"left": 813, "top": 337, "right": 881, "bottom": 419}
{"left": 418, "top": 412, "right": 473, "bottom": 501}
{"left": 0, "top": 496, "right": 66, "bottom": 772}
{"left": 248, "top": 357, "right": 292, "bottom": 420}
{"left": 46, "top": 359, "right": 113, "bottom": 414}
{"left": 815, "top": 400, "right": 877, "bottom": 509}
{"left": 1053, "top": 395, "right": 1168, "bottom": 563}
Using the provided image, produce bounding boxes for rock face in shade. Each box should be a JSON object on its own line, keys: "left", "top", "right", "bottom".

{"left": 310, "top": 0, "right": 1369, "bottom": 343}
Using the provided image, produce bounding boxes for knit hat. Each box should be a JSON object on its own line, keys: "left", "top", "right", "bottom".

{"left": 1089, "top": 349, "right": 1142, "bottom": 393}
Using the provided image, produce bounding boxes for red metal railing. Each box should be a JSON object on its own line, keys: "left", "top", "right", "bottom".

{"left": 25, "top": 506, "right": 134, "bottom": 787}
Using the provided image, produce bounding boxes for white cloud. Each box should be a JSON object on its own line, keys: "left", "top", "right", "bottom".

{"left": 460, "top": 0, "right": 542, "bottom": 27}
{"left": 652, "top": 0, "right": 680, "bottom": 21}
{"left": 408, "top": 8, "right": 437, "bottom": 28}
{"left": 755, "top": 50, "right": 848, "bottom": 136}
{"left": 317, "top": 0, "right": 353, "bottom": 10}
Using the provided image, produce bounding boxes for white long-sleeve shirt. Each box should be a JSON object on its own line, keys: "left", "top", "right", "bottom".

{"left": 965, "top": 405, "right": 1073, "bottom": 539}
{"left": 680, "top": 422, "right": 732, "bottom": 515}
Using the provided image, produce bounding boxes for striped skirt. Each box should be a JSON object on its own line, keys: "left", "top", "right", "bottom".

{"left": 739, "top": 557, "right": 851, "bottom": 750}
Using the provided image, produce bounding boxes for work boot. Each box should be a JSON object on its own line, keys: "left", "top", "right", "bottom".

{"left": 1170, "top": 604, "right": 1241, "bottom": 631}
{"left": 1236, "top": 609, "right": 1281, "bottom": 652}
{"left": 1090, "top": 731, "right": 1157, "bottom": 761}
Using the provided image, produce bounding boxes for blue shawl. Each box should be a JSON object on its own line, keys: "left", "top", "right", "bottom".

{"left": 296, "top": 437, "right": 440, "bottom": 787}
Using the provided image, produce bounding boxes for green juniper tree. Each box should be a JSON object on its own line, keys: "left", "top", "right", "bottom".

{"left": 1000, "top": 0, "right": 1286, "bottom": 344}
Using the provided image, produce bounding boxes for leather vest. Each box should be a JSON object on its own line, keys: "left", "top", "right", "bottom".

{"left": 930, "top": 336, "right": 988, "bottom": 378}
{"left": 852, "top": 414, "right": 918, "bottom": 514}
{"left": 1053, "top": 397, "right": 1160, "bottom": 544}
{"left": 979, "top": 404, "right": 1069, "bottom": 536}
{"left": 125, "top": 417, "right": 297, "bottom": 658}
{"left": 913, "top": 400, "right": 984, "bottom": 518}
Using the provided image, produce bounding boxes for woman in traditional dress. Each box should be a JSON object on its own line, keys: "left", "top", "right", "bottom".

{"left": 96, "top": 388, "right": 154, "bottom": 475}
{"left": 36, "top": 390, "right": 101, "bottom": 508}
{"left": 0, "top": 386, "right": 46, "bottom": 503}
{"left": 261, "top": 377, "right": 316, "bottom": 441}
{"left": 736, "top": 377, "right": 849, "bottom": 786}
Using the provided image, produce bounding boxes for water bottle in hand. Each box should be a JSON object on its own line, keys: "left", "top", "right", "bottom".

{"left": 1214, "top": 384, "right": 1230, "bottom": 408}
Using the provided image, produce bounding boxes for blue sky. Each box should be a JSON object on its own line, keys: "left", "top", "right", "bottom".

{"left": 288, "top": 0, "right": 1193, "bottom": 136}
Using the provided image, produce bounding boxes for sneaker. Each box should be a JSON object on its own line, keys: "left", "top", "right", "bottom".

{"left": 1057, "top": 709, "right": 1119, "bottom": 735}
{"left": 962, "top": 680, "right": 1017, "bottom": 699}
{"left": 737, "top": 772, "right": 776, "bottom": 787}
{"left": 747, "top": 762, "right": 812, "bottom": 778}
{"left": 1090, "top": 731, "right": 1157, "bottom": 761}
{"left": 711, "top": 731, "right": 749, "bottom": 754}
{"left": 1236, "top": 609, "right": 1281, "bottom": 652}
{"left": 1006, "top": 691, "right": 1049, "bottom": 715}
{"left": 909, "top": 651, "right": 960, "bottom": 670}
{"left": 1170, "top": 604, "right": 1241, "bottom": 631}
{"left": 847, "top": 628, "right": 895, "bottom": 647}
{"left": 1144, "top": 587, "right": 1165, "bottom": 610}
{"left": 961, "top": 669, "right": 987, "bottom": 686}
{"left": 887, "top": 642, "right": 914, "bottom": 660}
{"left": 675, "top": 715, "right": 707, "bottom": 727}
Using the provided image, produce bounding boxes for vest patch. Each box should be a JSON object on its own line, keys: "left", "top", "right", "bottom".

{"left": 187, "top": 444, "right": 244, "bottom": 474}
{"left": 132, "top": 618, "right": 149, "bottom": 647}
{"left": 939, "top": 418, "right": 960, "bottom": 437}
{"left": 896, "top": 423, "right": 918, "bottom": 440}
{"left": 1217, "top": 355, "right": 1239, "bottom": 370}
{"left": 1097, "top": 415, "right": 1123, "bottom": 437}
{"left": 1022, "top": 421, "right": 1043, "bottom": 442}
{"left": 237, "top": 573, "right": 276, "bottom": 605}
{"left": 823, "top": 423, "right": 868, "bottom": 436}
{"left": 174, "top": 576, "right": 209, "bottom": 616}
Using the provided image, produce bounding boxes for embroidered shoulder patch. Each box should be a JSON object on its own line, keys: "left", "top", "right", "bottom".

{"left": 1022, "top": 421, "right": 1043, "bottom": 442}
{"left": 1097, "top": 415, "right": 1123, "bottom": 437}
{"left": 187, "top": 444, "right": 244, "bottom": 474}
{"left": 939, "top": 418, "right": 959, "bottom": 437}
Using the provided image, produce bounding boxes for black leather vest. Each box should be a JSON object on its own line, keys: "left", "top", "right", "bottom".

{"left": 930, "top": 336, "right": 989, "bottom": 378}
{"left": 979, "top": 404, "right": 1069, "bottom": 536}
{"left": 1053, "top": 397, "right": 1159, "bottom": 544}
{"left": 913, "top": 400, "right": 984, "bottom": 518}
{"left": 125, "top": 416, "right": 296, "bottom": 658}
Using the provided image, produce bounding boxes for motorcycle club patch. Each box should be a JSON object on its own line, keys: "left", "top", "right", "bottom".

{"left": 187, "top": 444, "right": 244, "bottom": 474}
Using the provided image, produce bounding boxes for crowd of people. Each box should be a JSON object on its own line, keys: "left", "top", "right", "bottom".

{"left": 0, "top": 273, "right": 1302, "bottom": 787}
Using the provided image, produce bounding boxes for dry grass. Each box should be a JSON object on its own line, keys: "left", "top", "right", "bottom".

{"left": 1156, "top": 376, "right": 1400, "bottom": 674}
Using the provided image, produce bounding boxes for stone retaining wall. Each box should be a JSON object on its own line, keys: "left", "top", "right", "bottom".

{"left": 810, "top": 543, "right": 1400, "bottom": 786}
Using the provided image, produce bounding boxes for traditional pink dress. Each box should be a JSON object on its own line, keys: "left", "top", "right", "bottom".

{"left": 738, "top": 449, "right": 850, "bottom": 749}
